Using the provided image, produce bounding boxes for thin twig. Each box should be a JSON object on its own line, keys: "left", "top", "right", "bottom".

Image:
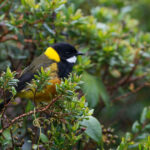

{"left": 0, "top": 0, "right": 5, "bottom": 4}
{"left": 112, "top": 83, "right": 150, "bottom": 103}
{"left": 10, "top": 128, "right": 15, "bottom": 148}
{"left": 0, "top": 35, "right": 37, "bottom": 43}
{"left": 1, "top": 87, "right": 7, "bottom": 128}
{"left": 0, "top": 30, "right": 12, "bottom": 40}
{"left": 108, "top": 49, "right": 140, "bottom": 93}
{"left": 0, "top": 0, "right": 9, "bottom": 9}
{"left": 0, "top": 96, "right": 60, "bottom": 134}
{"left": 29, "top": 14, "right": 48, "bottom": 25}
{"left": 128, "top": 73, "right": 147, "bottom": 83}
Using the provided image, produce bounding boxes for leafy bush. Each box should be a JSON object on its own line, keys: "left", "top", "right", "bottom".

{"left": 0, "top": 68, "right": 102, "bottom": 149}
{"left": 0, "top": 0, "right": 150, "bottom": 149}
{"left": 117, "top": 106, "right": 150, "bottom": 150}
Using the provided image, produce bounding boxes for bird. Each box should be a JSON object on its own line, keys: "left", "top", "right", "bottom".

{"left": 0, "top": 42, "right": 83, "bottom": 110}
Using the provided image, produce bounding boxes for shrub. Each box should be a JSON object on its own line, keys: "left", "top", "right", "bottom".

{"left": 0, "top": 0, "right": 150, "bottom": 149}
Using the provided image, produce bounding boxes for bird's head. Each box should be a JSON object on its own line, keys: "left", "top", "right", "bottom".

{"left": 44, "top": 42, "right": 83, "bottom": 64}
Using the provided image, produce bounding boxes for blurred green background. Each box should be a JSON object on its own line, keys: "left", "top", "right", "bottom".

{"left": 1, "top": 0, "right": 150, "bottom": 149}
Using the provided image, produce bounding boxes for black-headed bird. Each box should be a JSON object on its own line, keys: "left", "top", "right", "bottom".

{"left": 0, "top": 42, "right": 83, "bottom": 110}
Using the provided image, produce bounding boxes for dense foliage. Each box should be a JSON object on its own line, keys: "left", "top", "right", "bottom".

{"left": 0, "top": 0, "right": 150, "bottom": 149}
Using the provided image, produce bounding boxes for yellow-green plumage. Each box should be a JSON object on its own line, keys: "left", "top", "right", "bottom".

{"left": 16, "top": 47, "right": 62, "bottom": 102}
{"left": 0, "top": 42, "right": 83, "bottom": 111}
{"left": 18, "top": 63, "right": 60, "bottom": 102}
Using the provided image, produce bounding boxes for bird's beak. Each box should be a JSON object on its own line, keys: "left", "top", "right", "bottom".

{"left": 77, "top": 52, "right": 84, "bottom": 55}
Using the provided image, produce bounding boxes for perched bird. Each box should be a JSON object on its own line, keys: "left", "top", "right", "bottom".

{"left": 0, "top": 42, "right": 83, "bottom": 110}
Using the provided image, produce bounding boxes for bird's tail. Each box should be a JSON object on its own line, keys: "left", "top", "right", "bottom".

{"left": 0, "top": 94, "right": 12, "bottom": 112}
{"left": 0, "top": 102, "right": 5, "bottom": 111}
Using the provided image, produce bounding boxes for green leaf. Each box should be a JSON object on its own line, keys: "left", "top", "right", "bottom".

{"left": 6, "top": 67, "right": 12, "bottom": 76}
{"left": 140, "top": 107, "right": 148, "bottom": 124}
{"left": 25, "top": 100, "right": 34, "bottom": 113}
{"left": 117, "top": 138, "right": 128, "bottom": 150}
{"left": 125, "top": 132, "right": 132, "bottom": 141}
{"left": 98, "top": 78, "right": 110, "bottom": 107}
{"left": 3, "top": 129, "right": 11, "bottom": 141}
{"left": 132, "top": 121, "right": 141, "bottom": 133}
{"left": 144, "top": 124, "right": 150, "bottom": 130}
{"left": 2, "top": 129, "right": 12, "bottom": 145}
{"left": 40, "top": 133, "right": 49, "bottom": 143}
{"left": 80, "top": 116, "right": 102, "bottom": 144}
{"left": 32, "top": 144, "right": 38, "bottom": 149}
{"left": 43, "top": 23, "right": 55, "bottom": 35}
{"left": 82, "top": 72, "right": 110, "bottom": 107}
{"left": 82, "top": 73, "right": 99, "bottom": 107}
{"left": 11, "top": 86, "right": 17, "bottom": 96}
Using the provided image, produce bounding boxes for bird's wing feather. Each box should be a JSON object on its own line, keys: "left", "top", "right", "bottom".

{"left": 16, "top": 54, "right": 55, "bottom": 92}
{"left": 16, "top": 72, "right": 35, "bottom": 92}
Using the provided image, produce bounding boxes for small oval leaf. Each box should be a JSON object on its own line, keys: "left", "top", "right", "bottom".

{"left": 40, "top": 133, "right": 49, "bottom": 143}
{"left": 80, "top": 116, "right": 102, "bottom": 144}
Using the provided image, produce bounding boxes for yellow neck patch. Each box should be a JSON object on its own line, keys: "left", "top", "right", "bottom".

{"left": 44, "top": 47, "right": 60, "bottom": 62}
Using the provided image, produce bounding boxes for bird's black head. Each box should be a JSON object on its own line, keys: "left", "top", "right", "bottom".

{"left": 52, "top": 42, "right": 83, "bottom": 63}
{"left": 48, "top": 42, "right": 83, "bottom": 78}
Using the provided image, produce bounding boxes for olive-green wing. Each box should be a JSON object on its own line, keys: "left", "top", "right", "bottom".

{"left": 16, "top": 54, "right": 54, "bottom": 92}
{"left": 0, "top": 54, "right": 54, "bottom": 111}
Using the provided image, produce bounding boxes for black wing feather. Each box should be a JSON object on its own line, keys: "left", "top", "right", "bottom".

{"left": 16, "top": 72, "right": 35, "bottom": 92}
{"left": 0, "top": 72, "right": 35, "bottom": 111}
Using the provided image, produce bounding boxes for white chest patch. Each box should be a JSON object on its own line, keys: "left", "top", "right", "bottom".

{"left": 66, "top": 56, "right": 77, "bottom": 63}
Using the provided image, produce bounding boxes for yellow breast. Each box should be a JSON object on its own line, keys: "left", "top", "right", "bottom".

{"left": 18, "top": 63, "right": 60, "bottom": 102}
{"left": 20, "top": 78, "right": 60, "bottom": 102}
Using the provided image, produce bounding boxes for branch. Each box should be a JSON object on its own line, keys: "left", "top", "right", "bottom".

{"left": 108, "top": 50, "right": 140, "bottom": 93}
{"left": 0, "top": 96, "right": 60, "bottom": 134}
{"left": 0, "top": 12, "right": 51, "bottom": 43}
{"left": 0, "top": 35, "right": 37, "bottom": 43}
{"left": 0, "top": 30, "right": 12, "bottom": 41}
{"left": 0, "top": 0, "right": 5, "bottom": 4}
{"left": 112, "top": 83, "right": 150, "bottom": 103}
{"left": 0, "top": 0, "right": 9, "bottom": 9}
{"left": 128, "top": 73, "right": 147, "bottom": 83}
{"left": 29, "top": 14, "right": 49, "bottom": 25}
